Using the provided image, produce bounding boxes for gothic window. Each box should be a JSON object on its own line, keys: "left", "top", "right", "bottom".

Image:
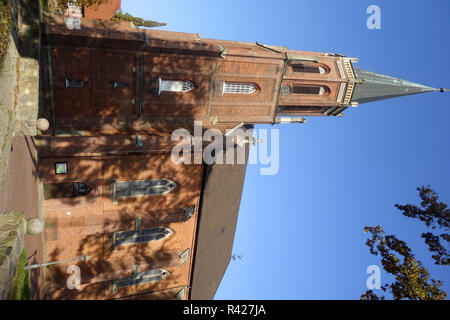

{"left": 292, "top": 85, "right": 327, "bottom": 95}
{"left": 291, "top": 64, "right": 326, "bottom": 74}
{"left": 112, "top": 179, "right": 177, "bottom": 203}
{"left": 75, "top": 182, "right": 92, "bottom": 196}
{"left": 223, "top": 82, "right": 257, "bottom": 94}
{"left": 158, "top": 78, "right": 195, "bottom": 95}
{"left": 43, "top": 182, "right": 92, "bottom": 200}
{"left": 113, "top": 269, "right": 169, "bottom": 291}
{"left": 112, "top": 227, "right": 173, "bottom": 249}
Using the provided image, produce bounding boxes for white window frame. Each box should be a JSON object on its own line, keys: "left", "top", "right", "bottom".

{"left": 222, "top": 82, "right": 257, "bottom": 94}
{"left": 158, "top": 78, "right": 194, "bottom": 95}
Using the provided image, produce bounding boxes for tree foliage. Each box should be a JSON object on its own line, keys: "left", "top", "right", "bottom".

{"left": 395, "top": 186, "right": 449, "bottom": 265}
{"left": 112, "top": 10, "right": 166, "bottom": 28}
{"left": 0, "top": 0, "right": 12, "bottom": 73}
{"left": 361, "top": 225, "right": 447, "bottom": 300}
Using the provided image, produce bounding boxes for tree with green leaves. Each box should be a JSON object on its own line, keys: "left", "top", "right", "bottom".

{"left": 361, "top": 225, "right": 446, "bottom": 300}
{"left": 112, "top": 10, "right": 166, "bottom": 28}
{"left": 395, "top": 186, "right": 449, "bottom": 265}
{"left": 361, "top": 186, "right": 448, "bottom": 300}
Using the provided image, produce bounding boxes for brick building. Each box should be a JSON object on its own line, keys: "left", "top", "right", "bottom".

{"left": 83, "top": 0, "right": 121, "bottom": 20}
{"left": 37, "top": 12, "right": 446, "bottom": 300}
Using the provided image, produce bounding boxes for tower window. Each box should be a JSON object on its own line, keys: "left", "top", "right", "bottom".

{"left": 158, "top": 78, "right": 195, "bottom": 95}
{"left": 292, "top": 85, "right": 327, "bottom": 95}
{"left": 291, "top": 64, "right": 326, "bottom": 74}
{"left": 223, "top": 82, "right": 257, "bottom": 94}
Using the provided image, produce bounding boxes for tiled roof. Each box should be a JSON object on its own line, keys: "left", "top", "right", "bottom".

{"left": 190, "top": 131, "right": 251, "bottom": 299}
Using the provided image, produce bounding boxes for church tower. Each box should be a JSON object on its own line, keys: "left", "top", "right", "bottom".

{"left": 41, "top": 15, "right": 447, "bottom": 136}
{"left": 37, "top": 14, "right": 448, "bottom": 301}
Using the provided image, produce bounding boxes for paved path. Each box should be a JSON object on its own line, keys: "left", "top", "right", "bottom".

{"left": 0, "top": 0, "right": 41, "bottom": 192}
{"left": 0, "top": 136, "right": 44, "bottom": 299}
{"left": 0, "top": 0, "right": 44, "bottom": 299}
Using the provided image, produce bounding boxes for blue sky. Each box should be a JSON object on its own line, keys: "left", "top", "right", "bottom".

{"left": 121, "top": 0, "right": 450, "bottom": 299}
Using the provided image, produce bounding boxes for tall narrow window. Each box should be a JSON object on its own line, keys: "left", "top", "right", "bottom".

{"left": 158, "top": 78, "right": 194, "bottom": 95}
{"left": 223, "top": 82, "right": 257, "bottom": 94}
{"left": 112, "top": 81, "right": 128, "bottom": 88}
{"left": 112, "top": 227, "right": 173, "bottom": 249}
{"left": 65, "top": 78, "right": 87, "bottom": 88}
{"left": 112, "top": 179, "right": 177, "bottom": 204}
{"left": 291, "top": 64, "right": 326, "bottom": 74}
{"left": 113, "top": 269, "right": 169, "bottom": 291}
{"left": 292, "top": 85, "right": 327, "bottom": 95}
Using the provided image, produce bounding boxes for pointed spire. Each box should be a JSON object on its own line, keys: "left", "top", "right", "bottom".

{"left": 351, "top": 68, "right": 441, "bottom": 104}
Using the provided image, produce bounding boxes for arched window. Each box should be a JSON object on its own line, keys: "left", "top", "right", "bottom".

{"left": 112, "top": 227, "right": 173, "bottom": 249}
{"left": 291, "top": 64, "right": 327, "bottom": 74}
{"left": 223, "top": 82, "right": 257, "bottom": 94}
{"left": 292, "top": 85, "right": 327, "bottom": 95}
{"left": 112, "top": 269, "right": 169, "bottom": 291}
{"left": 158, "top": 78, "right": 195, "bottom": 95}
{"left": 112, "top": 179, "right": 177, "bottom": 204}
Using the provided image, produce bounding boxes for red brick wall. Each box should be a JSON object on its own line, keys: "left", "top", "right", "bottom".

{"left": 40, "top": 152, "right": 202, "bottom": 299}
{"left": 84, "top": 0, "right": 121, "bottom": 20}
{"left": 42, "top": 16, "right": 352, "bottom": 131}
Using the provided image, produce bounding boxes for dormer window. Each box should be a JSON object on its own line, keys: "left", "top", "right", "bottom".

{"left": 292, "top": 85, "right": 327, "bottom": 95}
{"left": 158, "top": 78, "right": 195, "bottom": 95}
{"left": 223, "top": 82, "right": 257, "bottom": 94}
{"left": 291, "top": 64, "right": 326, "bottom": 74}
